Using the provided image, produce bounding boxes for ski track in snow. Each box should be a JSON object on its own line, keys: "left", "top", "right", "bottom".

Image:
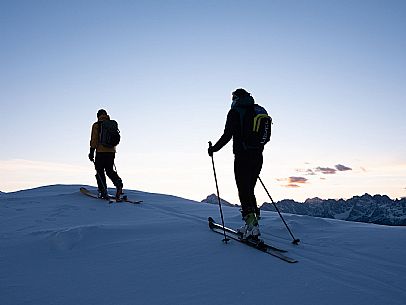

{"left": 0, "top": 185, "right": 405, "bottom": 305}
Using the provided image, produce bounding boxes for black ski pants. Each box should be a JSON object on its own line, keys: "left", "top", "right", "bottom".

{"left": 234, "top": 150, "right": 263, "bottom": 218}
{"left": 94, "top": 152, "right": 122, "bottom": 193}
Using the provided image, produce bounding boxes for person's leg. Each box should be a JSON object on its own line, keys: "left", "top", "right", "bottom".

{"left": 104, "top": 153, "right": 123, "bottom": 197}
{"left": 235, "top": 152, "right": 262, "bottom": 239}
{"left": 234, "top": 154, "right": 253, "bottom": 218}
{"left": 249, "top": 152, "right": 263, "bottom": 218}
{"left": 94, "top": 153, "right": 108, "bottom": 197}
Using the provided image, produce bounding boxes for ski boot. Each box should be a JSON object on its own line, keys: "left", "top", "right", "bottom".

{"left": 98, "top": 190, "right": 109, "bottom": 200}
{"left": 115, "top": 180, "right": 123, "bottom": 202}
{"left": 237, "top": 212, "right": 261, "bottom": 242}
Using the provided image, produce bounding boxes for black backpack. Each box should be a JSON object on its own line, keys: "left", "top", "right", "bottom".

{"left": 99, "top": 120, "right": 121, "bottom": 147}
{"left": 239, "top": 104, "right": 272, "bottom": 150}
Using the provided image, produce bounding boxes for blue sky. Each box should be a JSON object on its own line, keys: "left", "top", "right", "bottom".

{"left": 1, "top": 0, "right": 406, "bottom": 203}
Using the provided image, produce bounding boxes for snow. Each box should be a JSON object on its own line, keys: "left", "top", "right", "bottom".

{"left": 1, "top": 185, "right": 405, "bottom": 305}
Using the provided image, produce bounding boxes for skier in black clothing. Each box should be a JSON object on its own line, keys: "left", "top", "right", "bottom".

{"left": 208, "top": 88, "right": 264, "bottom": 239}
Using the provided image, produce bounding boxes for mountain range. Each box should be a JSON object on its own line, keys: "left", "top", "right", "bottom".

{"left": 202, "top": 193, "right": 406, "bottom": 226}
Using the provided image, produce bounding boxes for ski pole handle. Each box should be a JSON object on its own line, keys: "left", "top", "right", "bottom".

{"left": 208, "top": 141, "right": 214, "bottom": 157}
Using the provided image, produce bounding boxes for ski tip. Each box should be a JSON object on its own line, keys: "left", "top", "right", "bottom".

{"left": 208, "top": 217, "right": 215, "bottom": 229}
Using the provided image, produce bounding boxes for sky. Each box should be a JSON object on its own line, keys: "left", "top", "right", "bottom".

{"left": 1, "top": 0, "right": 406, "bottom": 203}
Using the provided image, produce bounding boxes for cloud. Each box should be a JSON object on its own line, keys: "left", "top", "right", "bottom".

{"left": 314, "top": 164, "right": 352, "bottom": 174}
{"left": 297, "top": 163, "right": 353, "bottom": 176}
{"left": 278, "top": 176, "right": 308, "bottom": 188}
{"left": 335, "top": 164, "right": 352, "bottom": 171}
{"left": 296, "top": 168, "right": 316, "bottom": 175}
{"left": 315, "top": 167, "right": 337, "bottom": 174}
{"left": 286, "top": 184, "right": 301, "bottom": 188}
{"left": 284, "top": 163, "right": 353, "bottom": 187}
{"left": 288, "top": 176, "right": 308, "bottom": 184}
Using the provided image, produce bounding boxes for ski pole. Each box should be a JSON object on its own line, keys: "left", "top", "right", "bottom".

{"left": 208, "top": 142, "right": 229, "bottom": 243}
{"left": 258, "top": 176, "right": 300, "bottom": 245}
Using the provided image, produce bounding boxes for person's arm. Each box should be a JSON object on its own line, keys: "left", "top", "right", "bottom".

{"left": 88, "top": 123, "right": 98, "bottom": 161}
{"left": 90, "top": 122, "right": 99, "bottom": 149}
{"left": 211, "top": 109, "right": 236, "bottom": 153}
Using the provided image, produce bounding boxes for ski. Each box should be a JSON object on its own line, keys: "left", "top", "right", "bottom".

{"left": 80, "top": 187, "right": 143, "bottom": 204}
{"left": 208, "top": 217, "right": 297, "bottom": 263}
{"left": 208, "top": 217, "right": 287, "bottom": 252}
{"left": 80, "top": 187, "right": 113, "bottom": 203}
{"left": 119, "top": 195, "right": 143, "bottom": 205}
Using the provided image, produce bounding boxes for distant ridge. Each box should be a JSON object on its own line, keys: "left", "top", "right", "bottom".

{"left": 262, "top": 194, "right": 406, "bottom": 226}
{"left": 201, "top": 194, "right": 239, "bottom": 207}
{"left": 202, "top": 193, "right": 406, "bottom": 226}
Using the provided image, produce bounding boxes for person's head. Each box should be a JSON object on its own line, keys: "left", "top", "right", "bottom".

{"left": 231, "top": 88, "right": 254, "bottom": 107}
{"left": 97, "top": 109, "right": 107, "bottom": 118}
{"left": 232, "top": 88, "right": 250, "bottom": 101}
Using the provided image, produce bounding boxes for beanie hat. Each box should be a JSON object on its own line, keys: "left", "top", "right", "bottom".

{"left": 232, "top": 88, "right": 250, "bottom": 98}
{"left": 97, "top": 109, "right": 107, "bottom": 118}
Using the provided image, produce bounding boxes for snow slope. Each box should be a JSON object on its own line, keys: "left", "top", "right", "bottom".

{"left": 1, "top": 185, "right": 405, "bottom": 305}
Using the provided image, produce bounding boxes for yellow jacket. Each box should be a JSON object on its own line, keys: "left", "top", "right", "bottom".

{"left": 90, "top": 114, "right": 116, "bottom": 153}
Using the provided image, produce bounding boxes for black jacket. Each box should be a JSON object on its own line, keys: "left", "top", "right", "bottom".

{"left": 212, "top": 105, "right": 264, "bottom": 155}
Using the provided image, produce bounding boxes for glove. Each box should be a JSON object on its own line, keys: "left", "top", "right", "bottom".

{"left": 88, "top": 148, "right": 95, "bottom": 162}
{"left": 208, "top": 141, "right": 214, "bottom": 157}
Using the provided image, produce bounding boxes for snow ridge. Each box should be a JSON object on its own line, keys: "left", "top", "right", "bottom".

{"left": 1, "top": 185, "right": 406, "bottom": 305}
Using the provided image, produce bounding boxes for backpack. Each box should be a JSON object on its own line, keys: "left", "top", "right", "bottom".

{"left": 239, "top": 104, "right": 272, "bottom": 150}
{"left": 98, "top": 120, "right": 121, "bottom": 147}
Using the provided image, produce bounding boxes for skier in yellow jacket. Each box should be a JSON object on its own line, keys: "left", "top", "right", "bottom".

{"left": 88, "top": 109, "right": 123, "bottom": 199}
